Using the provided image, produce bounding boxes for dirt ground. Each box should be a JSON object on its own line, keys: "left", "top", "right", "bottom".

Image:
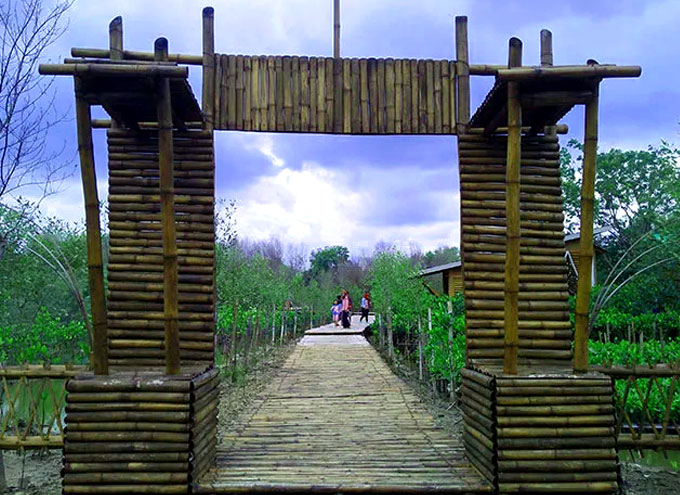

{"left": 1, "top": 338, "right": 677, "bottom": 494}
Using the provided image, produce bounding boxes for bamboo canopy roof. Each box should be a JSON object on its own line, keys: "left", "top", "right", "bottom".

{"left": 40, "top": 61, "right": 204, "bottom": 129}
{"left": 468, "top": 63, "right": 641, "bottom": 134}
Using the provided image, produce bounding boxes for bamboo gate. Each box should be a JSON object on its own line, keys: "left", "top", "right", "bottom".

{"left": 38, "top": 7, "right": 645, "bottom": 495}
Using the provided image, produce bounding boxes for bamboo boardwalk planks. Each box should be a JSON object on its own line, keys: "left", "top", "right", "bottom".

{"left": 106, "top": 128, "right": 215, "bottom": 369}
{"left": 457, "top": 132, "right": 572, "bottom": 367}
{"left": 196, "top": 334, "right": 491, "bottom": 494}
{"left": 212, "top": 54, "right": 457, "bottom": 134}
{"left": 461, "top": 368, "right": 619, "bottom": 494}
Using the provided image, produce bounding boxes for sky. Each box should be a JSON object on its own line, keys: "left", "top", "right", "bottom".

{"left": 24, "top": 0, "right": 680, "bottom": 259}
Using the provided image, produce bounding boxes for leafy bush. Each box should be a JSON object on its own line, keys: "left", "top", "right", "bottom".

{"left": 0, "top": 307, "right": 89, "bottom": 365}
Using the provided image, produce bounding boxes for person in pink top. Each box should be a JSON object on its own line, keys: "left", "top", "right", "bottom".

{"left": 341, "top": 290, "right": 351, "bottom": 328}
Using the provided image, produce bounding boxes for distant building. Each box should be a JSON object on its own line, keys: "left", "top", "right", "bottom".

{"left": 418, "top": 229, "right": 607, "bottom": 297}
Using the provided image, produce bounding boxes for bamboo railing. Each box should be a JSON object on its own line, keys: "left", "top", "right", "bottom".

{"left": 592, "top": 364, "right": 680, "bottom": 450}
{"left": 0, "top": 364, "right": 89, "bottom": 449}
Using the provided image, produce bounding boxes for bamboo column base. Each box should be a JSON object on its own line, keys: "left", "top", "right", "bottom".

{"left": 62, "top": 367, "right": 218, "bottom": 494}
{"left": 462, "top": 367, "right": 619, "bottom": 494}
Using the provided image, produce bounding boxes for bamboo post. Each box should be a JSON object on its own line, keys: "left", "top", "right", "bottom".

{"left": 574, "top": 82, "right": 600, "bottom": 372}
{"left": 109, "top": 17, "right": 123, "bottom": 60}
{"left": 279, "top": 310, "right": 285, "bottom": 344}
{"left": 155, "top": 38, "right": 180, "bottom": 375}
{"left": 108, "top": 17, "right": 123, "bottom": 129}
{"left": 387, "top": 307, "right": 395, "bottom": 362}
{"left": 503, "top": 37, "right": 522, "bottom": 375}
{"left": 540, "top": 29, "right": 553, "bottom": 66}
{"left": 74, "top": 79, "right": 108, "bottom": 375}
{"left": 310, "top": 305, "right": 314, "bottom": 330}
{"left": 231, "top": 298, "right": 238, "bottom": 377}
{"left": 447, "top": 299, "right": 454, "bottom": 401}
{"left": 293, "top": 311, "right": 298, "bottom": 336}
{"left": 378, "top": 314, "right": 384, "bottom": 350}
{"left": 418, "top": 316, "right": 423, "bottom": 380}
{"left": 427, "top": 307, "right": 433, "bottom": 379}
{"left": 455, "top": 16, "right": 470, "bottom": 133}
{"left": 333, "top": 0, "right": 340, "bottom": 58}
{"left": 202, "top": 7, "right": 215, "bottom": 131}
{"left": 271, "top": 305, "right": 276, "bottom": 345}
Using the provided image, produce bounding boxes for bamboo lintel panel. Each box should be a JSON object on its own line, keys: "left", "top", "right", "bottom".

{"left": 213, "top": 54, "right": 457, "bottom": 135}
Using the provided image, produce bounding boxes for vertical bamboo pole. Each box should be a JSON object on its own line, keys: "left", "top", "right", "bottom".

{"left": 231, "top": 298, "right": 238, "bottom": 377}
{"left": 74, "top": 79, "right": 108, "bottom": 375}
{"left": 447, "top": 299, "right": 454, "bottom": 400}
{"left": 574, "top": 82, "right": 600, "bottom": 372}
{"left": 109, "top": 17, "right": 123, "bottom": 60}
{"left": 202, "top": 7, "right": 215, "bottom": 131}
{"left": 333, "top": 0, "right": 340, "bottom": 59}
{"left": 503, "top": 37, "right": 522, "bottom": 376}
{"left": 418, "top": 316, "right": 423, "bottom": 380}
{"left": 387, "top": 307, "right": 395, "bottom": 362}
{"left": 108, "top": 17, "right": 123, "bottom": 129}
{"left": 540, "top": 29, "right": 553, "bottom": 66}
{"left": 155, "top": 38, "right": 180, "bottom": 375}
{"left": 455, "top": 16, "right": 470, "bottom": 134}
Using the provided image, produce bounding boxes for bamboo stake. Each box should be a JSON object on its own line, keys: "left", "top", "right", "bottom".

{"left": 540, "top": 29, "right": 553, "bottom": 66}
{"left": 155, "top": 38, "right": 179, "bottom": 375}
{"left": 418, "top": 316, "right": 423, "bottom": 380}
{"left": 108, "top": 17, "right": 123, "bottom": 129}
{"left": 74, "top": 80, "right": 108, "bottom": 375}
{"left": 504, "top": 37, "right": 522, "bottom": 376}
{"left": 455, "top": 16, "right": 470, "bottom": 133}
{"left": 574, "top": 82, "right": 599, "bottom": 372}
{"left": 231, "top": 298, "right": 239, "bottom": 377}
{"left": 387, "top": 307, "right": 395, "bottom": 362}
{"left": 202, "top": 7, "right": 215, "bottom": 131}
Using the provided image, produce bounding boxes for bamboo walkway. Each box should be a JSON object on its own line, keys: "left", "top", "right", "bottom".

{"left": 196, "top": 318, "right": 491, "bottom": 494}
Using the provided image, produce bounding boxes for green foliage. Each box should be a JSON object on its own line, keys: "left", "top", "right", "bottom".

{"left": 0, "top": 307, "right": 88, "bottom": 364}
{"left": 422, "top": 246, "right": 460, "bottom": 268}
{"left": 309, "top": 245, "right": 350, "bottom": 276}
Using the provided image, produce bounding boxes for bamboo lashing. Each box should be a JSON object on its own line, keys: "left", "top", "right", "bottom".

{"left": 574, "top": 82, "right": 600, "bottom": 373}
{"left": 503, "top": 37, "right": 522, "bottom": 375}
{"left": 74, "top": 79, "right": 108, "bottom": 375}
{"left": 155, "top": 38, "right": 180, "bottom": 375}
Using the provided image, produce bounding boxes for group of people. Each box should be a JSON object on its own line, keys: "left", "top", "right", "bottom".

{"left": 331, "top": 291, "right": 371, "bottom": 328}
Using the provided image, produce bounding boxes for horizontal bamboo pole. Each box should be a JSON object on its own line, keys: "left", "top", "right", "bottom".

{"left": 497, "top": 64, "right": 641, "bottom": 80}
{"left": 39, "top": 63, "right": 188, "bottom": 78}
{"left": 71, "top": 47, "right": 203, "bottom": 64}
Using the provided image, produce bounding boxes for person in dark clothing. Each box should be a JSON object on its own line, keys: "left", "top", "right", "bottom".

{"left": 360, "top": 292, "right": 370, "bottom": 322}
{"left": 341, "top": 290, "right": 351, "bottom": 328}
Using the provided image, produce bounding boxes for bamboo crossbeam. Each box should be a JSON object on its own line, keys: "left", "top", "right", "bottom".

{"left": 71, "top": 47, "right": 203, "bottom": 65}
{"left": 39, "top": 63, "right": 188, "bottom": 78}
{"left": 496, "top": 64, "right": 641, "bottom": 80}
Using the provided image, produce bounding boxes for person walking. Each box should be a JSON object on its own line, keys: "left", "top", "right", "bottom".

{"left": 331, "top": 298, "right": 342, "bottom": 327}
{"left": 360, "top": 291, "right": 370, "bottom": 322}
{"left": 341, "top": 290, "right": 351, "bottom": 329}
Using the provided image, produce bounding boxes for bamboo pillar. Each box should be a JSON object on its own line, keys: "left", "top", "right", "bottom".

{"left": 333, "top": 0, "right": 340, "bottom": 58}
{"left": 156, "top": 38, "right": 180, "bottom": 374}
{"left": 503, "top": 37, "right": 522, "bottom": 375}
{"left": 574, "top": 82, "right": 600, "bottom": 372}
{"left": 455, "top": 16, "right": 470, "bottom": 133}
{"left": 109, "top": 17, "right": 123, "bottom": 60}
{"left": 202, "top": 7, "right": 215, "bottom": 131}
{"left": 540, "top": 29, "right": 553, "bottom": 66}
{"left": 109, "top": 17, "right": 123, "bottom": 129}
{"left": 74, "top": 79, "right": 108, "bottom": 375}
